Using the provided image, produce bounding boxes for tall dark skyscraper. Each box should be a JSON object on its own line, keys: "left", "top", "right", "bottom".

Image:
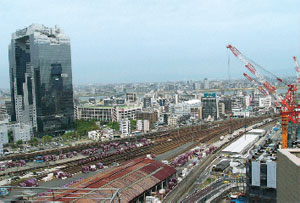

{"left": 9, "top": 24, "right": 74, "bottom": 133}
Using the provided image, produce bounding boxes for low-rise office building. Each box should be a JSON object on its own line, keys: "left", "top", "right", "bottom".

{"left": 11, "top": 123, "right": 32, "bottom": 142}
{"left": 76, "top": 105, "right": 113, "bottom": 122}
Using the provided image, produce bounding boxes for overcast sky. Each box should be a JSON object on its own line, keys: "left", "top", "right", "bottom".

{"left": 0, "top": 0, "right": 300, "bottom": 88}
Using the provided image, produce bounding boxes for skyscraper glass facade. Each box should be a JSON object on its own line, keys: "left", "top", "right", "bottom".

{"left": 9, "top": 24, "right": 74, "bottom": 133}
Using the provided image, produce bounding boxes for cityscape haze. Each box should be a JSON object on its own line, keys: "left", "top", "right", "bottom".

{"left": 0, "top": 1, "right": 300, "bottom": 88}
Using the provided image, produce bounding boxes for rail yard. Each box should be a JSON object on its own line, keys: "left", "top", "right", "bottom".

{"left": 0, "top": 115, "right": 278, "bottom": 201}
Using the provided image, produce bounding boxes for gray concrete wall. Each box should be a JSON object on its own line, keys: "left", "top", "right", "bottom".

{"left": 277, "top": 151, "right": 300, "bottom": 203}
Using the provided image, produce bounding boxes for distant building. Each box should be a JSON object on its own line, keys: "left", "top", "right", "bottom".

{"left": 143, "top": 96, "right": 152, "bottom": 109}
{"left": 259, "top": 96, "right": 272, "bottom": 108}
{"left": 126, "top": 93, "right": 137, "bottom": 103}
{"left": 0, "top": 115, "right": 9, "bottom": 145}
{"left": 168, "top": 115, "right": 178, "bottom": 127}
{"left": 136, "top": 120, "right": 150, "bottom": 133}
{"left": 201, "top": 93, "right": 218, "bottom": 120}
{"left": 157, "top": 98, "right": 167, "bottom": 107}
{"left": 277, "top": 149, "right": 300, "bottom": 203}
{"left": 193, "top": 82, "right": 201, "bottom": 90}
{"left": 88, "top": 130, "right": 102, "bottom": 141}
{"left": 103, "top": 98, "right": 114, "bottom": 106}
{"left": 232, "top": 109, "right": 251, "bottom": 118}
{"left": 136, "top": 111, "right": 158, "bottom": 129}
{"left": 219, "top": 97, "right": 232, "bottom": 114}
{"left": 89, "top": 97, "right": 96, "bottom": 104}
{"left": 0, "top": 143, "right": 3, "bottom": 155}
{"left": 9, "top": 24, "right": 74, "bottom": 132}
{"left": 4, "top": 101, "right": 12, "bottom": 117}
{"left": 11, "top": 122, "right": 32, "bottom": 142}
{"left": 218, "top": 102, "right": 226, "bottom": 118}
{"left": 190, "top": 107, "right": 201, "bottom": 120}
{"left": 116, "top": 98, "right": 125, "bottom": 105}
{"left": 162, "top": 113, "right": 169, "bottom": 125}
{"left": 76, "top": 106, "right": 113, "bottom": 122}
{"left": 0, "top": 104, "right": 7, "bottom": 115}
{"left": 170, "top": 99, "right": 201, "bottom": 117}
{"left": 113, "top": 106, "right": 141, "bottom": 122}
{"left": 120, "top": 119, "right": 131, "bottom": 136}
{"left": 204, "top": 78, "right": 209, "bottom": 89}
{"left": 175, "top": 94, "right": 179, "bottom": 104}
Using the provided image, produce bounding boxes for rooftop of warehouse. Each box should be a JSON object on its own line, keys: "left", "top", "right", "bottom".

{"left": 222, "top": 134, "right": 259, "bottom": 154}
{"left": 249, "top": 129, "right": 266, "bottom": 133}
{"left": 43, "top": 158, "right": 176, "bottom": 202}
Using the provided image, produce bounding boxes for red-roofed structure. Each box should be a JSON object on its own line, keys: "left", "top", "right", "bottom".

{"left": 40, "top": 158, "right": 176, "bottom": 202}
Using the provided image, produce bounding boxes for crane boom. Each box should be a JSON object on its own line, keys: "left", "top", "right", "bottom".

{"left": 243, "top": 73, "right": 268, "bottom": 96}
{"left": 293, "top": 56, "right": 300, "bottom": 83}
{"left": 227, "top": 45, "right": 277, "bottom": 94}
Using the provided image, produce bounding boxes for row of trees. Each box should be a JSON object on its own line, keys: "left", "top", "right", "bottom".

{"left": 26, "top": 119, "right": 138, "bottom": 146}
{"left": 75, "top": 119, "right": 100, "bottom": 139}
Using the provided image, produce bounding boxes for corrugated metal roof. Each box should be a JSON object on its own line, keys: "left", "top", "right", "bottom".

{"left": 45, "top": 158, "right": 176, "bottom": 202}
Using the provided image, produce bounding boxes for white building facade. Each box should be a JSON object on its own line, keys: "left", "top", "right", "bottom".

{"left": 113, "top": 106, "right": 141, "bottom": 122}
{"left": 0, "top": 116, "right": 9, "bottom": 145}
{"left": 137, "top": 120, "right": 150, "bottom": 133}
{"left": 120, "top": 119, "right": 131, "bottom": 136}
{"left": 11, "top": 123, "right": 32, "bottom": 142}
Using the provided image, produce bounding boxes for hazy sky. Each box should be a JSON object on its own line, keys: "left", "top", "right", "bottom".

{"left": 1, "top": 0, "right": 300, "bottom": 88}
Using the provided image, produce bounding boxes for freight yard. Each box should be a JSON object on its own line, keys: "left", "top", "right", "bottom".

{"left": 0, "top": 115, "right": 277, "bottom": 202}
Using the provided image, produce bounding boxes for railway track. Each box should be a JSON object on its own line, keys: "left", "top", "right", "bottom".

{"left": 0, "top": 116, "right": 261, "bottom": 162}
{"left": 50, "top": 116, "right": 271, "bottom": 175}
{"left": 5, "top": 115, "right": 276, "bottom": 185}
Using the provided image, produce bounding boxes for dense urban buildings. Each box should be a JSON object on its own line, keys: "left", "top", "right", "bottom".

{"left": 201, "top": 93, "right": 218, "bottom": 120}
{"left": 9, "top": 24, "right": 74, "bottom": 133}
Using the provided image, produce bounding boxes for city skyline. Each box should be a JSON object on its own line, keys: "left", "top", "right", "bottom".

{"left": 0, "top": 1, "right": 300, "bottom": 88}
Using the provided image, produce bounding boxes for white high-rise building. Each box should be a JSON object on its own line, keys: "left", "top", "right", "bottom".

{"left": 259, "top": 96, "right": 272, "bottom": 108}
{"left": 11, "top": 123, "right": 32, "bottom": 142}
{"left": 204, "top": 78, "right": 209, "bottom": 89}
{"left": 137, "top": 120, "right": 150, "bottom": 133}
{"left": 120, "top": 119, "right": 131, "bottom": 137}
{"left": 0, "top": 116, "right": 9, "bottom": 145}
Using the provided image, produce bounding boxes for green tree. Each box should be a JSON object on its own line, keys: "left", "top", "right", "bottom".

{"left": 8, "top": 131, "right": 13, "bottom": 143}
{"left": 130, "top": 120, "right": 137, "bottom": 130}
{"left": 74, "top": 119, "right": 100, "bottom": 139}
{"left": 107, "top": 122, "right": 120, "bottom": 131}
{"left": 29, "top": 137, "right": 39, "bottom": 146}
{"left": 42, "top": 135, "right": 52, "bottom": 144}
{"left": 62, "top": 133, "right": 70, "bottom": 142}
{"left": 16, "top": 139, "right": 23, "bottom": 146}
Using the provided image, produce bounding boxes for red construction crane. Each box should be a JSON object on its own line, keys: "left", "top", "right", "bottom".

{"left": 293, "top": 56, "right": 300, "bottom": 83}
{"left": 243, "top": 73, "right": 269, "bottom": 96}
{"left": 227, "top": 44, "right": 300, "bottom": 149}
